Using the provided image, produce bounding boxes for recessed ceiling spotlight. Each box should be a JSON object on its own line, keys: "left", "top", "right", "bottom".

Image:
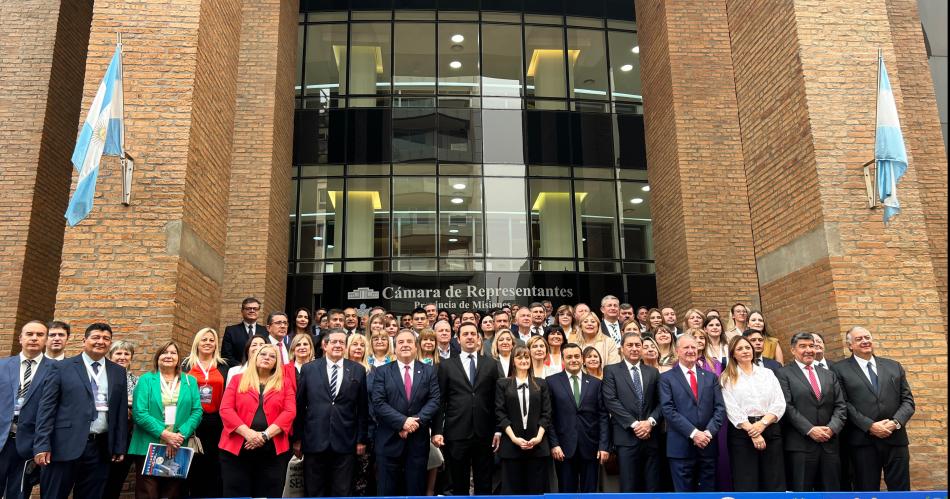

{"left": 632, "top": 45, "right": 640, "bottom": 54}
{"left": 620, "top": 64, "right": 633, "bottom": 72}
{"left": 313, "top": 236, "right": 323, "bottom": 241}
{"left": 453, "top": 183, "right": 466, "bottom": 190}
{"left": 451, "top": 197, "right": 464, "bottom": 204}
{"left": 641, "top": 185, "right": 650, "bottom": 192}
{"left": 449, "top": 60, "right": 462, "bottom": 69}
{"left": 631, "top": 197, "right": 643, "bottom": 204}
{"left": 449, "top": 229, "right": 459, "bottom": 234}
{"left": 450, "top": 44, "right": 464, "bottom": 51}
{"left": 451, "top": 34, "right": 465, "bottom": 43}
{"left": 448, "top": 238, "right": 459, "bottom": 243}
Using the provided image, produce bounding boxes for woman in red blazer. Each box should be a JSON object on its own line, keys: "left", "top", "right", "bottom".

{"left": 218, "top": 344, "right": 296, "bottom": 497}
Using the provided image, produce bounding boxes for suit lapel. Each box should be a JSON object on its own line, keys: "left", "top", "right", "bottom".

{"left": 393, "top": 363, "right": 409, "bottom": 404}
{"left": 73, "top": 358, "right": 95, "bottom": 398}
{"left": 671, "top": 366, "right": 697, "bottom": 405}
{"left": 847, "top": 356, "right": 878, "bottom": 399}
{"left": 790, "top": 365, "right": 819, "bottom": 401}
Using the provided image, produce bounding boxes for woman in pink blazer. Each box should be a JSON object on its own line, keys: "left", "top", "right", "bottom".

{"left": 218, "top": 344, "right": 296, "bottom": 497}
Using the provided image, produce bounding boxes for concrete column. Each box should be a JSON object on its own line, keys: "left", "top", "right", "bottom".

{"left": 726, "top": 0, "right": 946, "bottom": 488}
{"left": 55, "top": 0, "right": 242, "bottom": 356}
{"left": 537, "top": 192, "right": 574, "bottom": 258}
{"left": 533, "top": 51, "right": 570, "bottom": 110}
{"left": 0, "top": 0, "right": 92, "bottom": 353}
{"left": 220, "top": 0, "right": 299, "bottom": 325}
{"left": 346, "top": 45, "right": 380, "bottom": 107}
{"left": 345, "top": 191, "right": 377, "bottom": 271}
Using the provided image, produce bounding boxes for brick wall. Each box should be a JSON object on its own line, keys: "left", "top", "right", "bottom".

{"left": 219, "top": 0, "right": 298, "bottom": 329}
{"left": 0, "top": 1, "right": 92, "bottom": 353}
{"left": 635, "top": 0, "right": 761, "bottom": 317}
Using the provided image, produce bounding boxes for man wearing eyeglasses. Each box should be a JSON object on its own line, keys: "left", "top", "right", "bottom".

{"left": 222, "top": 297, "right": 265, "bottom": 367}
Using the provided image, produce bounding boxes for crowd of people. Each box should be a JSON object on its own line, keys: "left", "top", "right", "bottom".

{"left": 0, "top": 295, "right": 916, "bottom": 498}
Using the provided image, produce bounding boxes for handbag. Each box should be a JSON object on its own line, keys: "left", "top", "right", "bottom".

{"left": 186, "top": 435, "right": 204, "bottom": 455}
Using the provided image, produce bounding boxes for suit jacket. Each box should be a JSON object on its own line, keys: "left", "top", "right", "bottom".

{"left": 295, "top": 357, "right": 368, "bottom": 454}
{"left": 221, "top": 322, "right": 264, "bottom": 367}
{"left": 371, "top": 361, "right": 440, "bottom": 458}
{"left": 659, "top": 364, "right": 725, "bottom": 459}
{"left": 34, "top": 355, "right": 128, "bottom": 461}
{"left": 832, "top": 355, "right": 915, "bottom": 447}
{"left": 546, "top": 371, "right": 609, "bottom": 459}
{"left": 433, "top": 353, "right": 499, "bottom": 441}
{"left": 602, "top": 360, "right": 663, "bottom": 448}
{"left": 218, "top": 372, "right": 296, "bottom": 455}
{"left": 757, "top": 357, "right": 783, "bottom": 372}
{"left": 495, "top": 377, "right": 552, "bottom": 459}
{"left": 777, "top": 363, "right": 846, "bottom": 453}
{"left": 129, "top": 372, "right": 204, "bottom": 455}
{"left": 0, "top": 355, "right": 55, "bottom": 458}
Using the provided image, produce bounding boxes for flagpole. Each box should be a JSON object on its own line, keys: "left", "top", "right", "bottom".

{"left": 864, "top": 49, "right": 882, "bottom": 209}
{"left": 116, "top": 32, "right": 134, "bottom": 206}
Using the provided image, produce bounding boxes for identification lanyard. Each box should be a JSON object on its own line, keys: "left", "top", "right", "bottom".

{"left": 196, "top": 359, "right": 212, "bottom": 381}
{"left": 160, "top": 375, "right": 180, "bottom": 425}
{"left": 84, "top": 360, "right": 108, "bottom": 411}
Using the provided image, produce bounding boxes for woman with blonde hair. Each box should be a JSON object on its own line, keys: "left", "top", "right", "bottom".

{"left": 526, "top": 335, "right": 549, "bottom": 378}
{"left": 367, "top": 312, "right": 387, "bottom": 337}
{"left": 182, "top": 327, "right": 230, "bottom": 497}
{"left": 290, "top": 333, "right": 315, "bottom": 378}
{"left": 568, "top": 311, "right": 620, "bottom": 366}
{"left": 683, "top": 308, "right": 705, "bottom": 331}
{"left": 553, "top": 304, "right": 578, "bottom": 337}
{"left": 346, "top": 333, "right": 370, "bottom": 370}
{"left": 689, "top": 327, "right": 723, "bottom": 376}
{"left": 653, "top": 326, "right": 677, "bottom": 371}
{"left": 219, "top": 344, "right": 296, "bottom": 497}
{"left": 416, "top": 328, "right": 440, "bottom": 366}
{"left": 368, "top": 329, "right": 395, "bottom": 368}
{"left": 640, "top": 336, "right": 660, "bottom": 370}
{"left": 491, "top": 329, "right": 516, "bottom": 377}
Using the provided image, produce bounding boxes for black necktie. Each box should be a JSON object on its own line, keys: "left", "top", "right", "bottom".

{"left": 518, "top": 383, "right": 528, "bottom": 416}
{"left": 867, "top": 362, "right": 879, "bottom": 392}
{"left": 92, "top": 361, "right": 101, "bottom": 375}
{"left": 753, "top": 357, "right": 761, "bottom": 366}
{"left": 468, "top": 354, "right": 476, "bottom": 386}
{"left": 247, "top": 324, "right": 253, "bottom": 337}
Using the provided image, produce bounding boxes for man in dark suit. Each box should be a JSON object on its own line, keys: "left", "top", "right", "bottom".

{"left": 659, "top": 334, "right": 725, "bottom": 492}
{"left": 600, "top": 295, "right": 623, "bottom": 346}
{"left": 343, "top": 307, "right": 362, "bottom": 336}
{"left": 603, "top": 332, "right": 663, "bottom": 492}
{"left": 661, "top": 307, "right": 682, "bottom": 338}
{"left": 778, "top": 332, "right": 847, "bottom": 491}
{"left": 512, "top": 307, "right": 536, "bottom": 344}
{"left": 832, "top": 326, "right": 915, "bottom": 491}
{"left": 432, "top": 321, "right": 500, "bottom": 495}
{"left": 221, "top": 296, "right": 264, "bottom": 366}
{"left": 295, "top": 329, "right": 368, "bottom": 496}
{"left": 371, "top": 329, "right": 440, "bottom": 496}
{"left": 548, "top": 343, "right": 609, "bottom": 492}
{"left": 744, "top": 329, "right": 783, "bottom": 371}
{"left": 33, "top": 323, "right": 128, "bottom": 499}
{"left": 811, "top": 332, "right": 833, "bottom": 369}
{"left": 1, "top": 321, "right": 54, "bottom": 499}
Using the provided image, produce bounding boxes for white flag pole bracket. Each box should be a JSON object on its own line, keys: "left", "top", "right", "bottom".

{"left": 121, "top": 153, "right": 134, "bottom": 206}
{"left": 862, "top": 159, "right": 877, "bottom": 210}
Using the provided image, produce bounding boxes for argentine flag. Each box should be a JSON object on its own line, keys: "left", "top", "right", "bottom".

{"left": 66, "top": 43, "right": 124, "bottom": 226}
{"left": 874, "top": 54, "right": 907, "bottom": 225}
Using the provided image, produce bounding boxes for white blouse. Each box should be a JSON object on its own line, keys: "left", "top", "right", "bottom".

{"left": 721, "top": 364, "right": 786, "bottom": 429}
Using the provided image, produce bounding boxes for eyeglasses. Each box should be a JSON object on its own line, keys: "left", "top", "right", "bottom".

{"left": 243, "top": 306, "right": 260, "bottom": 311}
{"left": 270, "top": 321, "right": 289, "bottom": 326}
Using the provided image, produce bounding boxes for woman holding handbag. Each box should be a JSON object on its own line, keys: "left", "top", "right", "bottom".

{"left": 129, "top": 341, "right": 203, "bottom": 499}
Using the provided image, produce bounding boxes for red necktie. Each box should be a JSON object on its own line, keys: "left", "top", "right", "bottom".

{"left": 806, "top": 365, "right": 822, "bottom": 399}
{"left": 404, "top": 365, "right": 412, "bottom": 400}
{"left": 688, "top": 369, "right": 699, "bottom": 400}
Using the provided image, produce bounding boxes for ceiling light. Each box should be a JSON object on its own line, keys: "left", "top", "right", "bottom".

{"left": 631, "top": 198, "right": 643, "bottom": 204}
{"left": 449, "top": 229, "right": 459, "bottom": 234}
{"left": 450, "top": 44, "right": 464, "bottom": 51}
{"left": 620, "top": 64, "right": 633, "bottom": 72}
{"left": 452, "top": 183, "right": 466, "bottom": 190}
{"left": 448, "top": 238, "right": 459, "bottom": 243}
{"left": 449, "top": 60, "right": 462, "bottom": 69}
{"left": 327, "top": 244, "right": 335, "bottom": 248}
{"left": 313, "top": 236, "right": 323, "bottom": 241}
{"left": 451, "top": 34, "right": 465, "bottom": 43}
{"left": 451, "top": 197, "right": 464, "bottom": 204}
{"left": 641, "top": 185, "right": 650, "bottom": 192}
{"left": 632, "top": 45, "right": 640, "bottom": 54}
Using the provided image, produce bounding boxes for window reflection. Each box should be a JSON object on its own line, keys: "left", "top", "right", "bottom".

{"left": 394, "top": 177, "right": 437, "bottom": 257}
{"left": 574, "top": 180, "right": 619, "bottom": 259}
{"left": 344, "top": 178, "right": 391, "bottom": 266}
{"left": 304, "top": 24, "right": 347, "bottom": 102}
{"left": 394, "top": 23, "right": 436, "bottom": 95}
{"left": 529, "top": 178, "right": 575, "bottom": 258}
{"left": 393, "top": 108, "right": 437, "bottom": 162}
{"left": 438, "top": 23, "right": 479, "bottom": 95}
{"left": 608, "top": 30, "right": 641, "bottom": 104}
{"left": 482, "top": 24, "right": 523, "bottom": 98}
{"left": 438, "top": 109, "right": 482, "bottom": 163}
{"left": 439, "top": 177, "right": 483, "bottom": 257}
{"left": 298, "top": 178, "right": 344, "bottom": 260}
{"left": 525, "top": 26, "right": 569, "bottom": 106}
{"left": 619, "top": 181, "right": 653, "bottom": 261}
{"left": 485, "top": 178, "right": 529, "bottom": 259}
{"left": 348, "top": 23, "right": 392, "bottom": 104}
{"left": 567, "top": 29, "right": 608, "bottom": 100}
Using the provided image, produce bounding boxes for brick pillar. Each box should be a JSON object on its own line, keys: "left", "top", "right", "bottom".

{"left": 726, "top": 0, "right": 947, "bottom": 489}
{"left": 634, "top": 0, "right": 761, "bottom": 315}
{"left": 219, "top": 0, "right": 298, "bottom": 329}
{"left": 54, "top": 0, "right": 242, "bottom": 360}
{"left": 0, "top": 1, "right": 92, "bottom": 353}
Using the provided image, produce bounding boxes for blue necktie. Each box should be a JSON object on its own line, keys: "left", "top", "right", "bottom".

{"left": 867, "top": 362, "right": 879, "bottom": 392}
{"left": 630, "top": 365, "right": 644, "bottom": 412}
{"left": 468, "top": 354, "right": 476, "bottom": 386}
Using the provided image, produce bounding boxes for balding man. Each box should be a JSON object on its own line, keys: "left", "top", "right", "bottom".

{"left": 832, "top": 327, "right": 914, "bottom": 491}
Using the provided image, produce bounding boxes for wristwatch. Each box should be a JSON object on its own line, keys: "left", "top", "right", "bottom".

{"left": 261, "top": 431, "right": 270, "bottom": 441}
{"left": 891, "top": 419, "right": 901, "bottom": 430}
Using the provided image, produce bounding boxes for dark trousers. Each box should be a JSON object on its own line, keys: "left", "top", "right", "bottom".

{"left": 134, "top": 456, "right": 184, "bottom": 499}
{"left": 186, "top": 413, "right": 222, "bottom": 497}
{"left": 500, "top": 457, "right": 548, "bottom": 495}
{"left": 616, "top": 443, "right": 661, "bottom": 492}
{"left": 555, "top": 453, "right": 598, "bottom": 493}
{"left": 1, "top": 436, "right": 30, "bottom": 499}
{"left": 668, "top": 454, "right": 716, "bottom": 492}
{"left": 786, "top": 448, "right": 841, "bottom": 491}
{"left": 304, "top": 451, "right": 356, "bottom": 496}
{"left": 445, "top": 437, "right": 494, "bottom": 495}
{"left": 102, "top": 446, "right": 133, "bottom": 499}
{"left": 220, "top": 448, "right": 292, "bottom": 497}
{"left": 40, "top": 435, "right": 110, "bottom": 499}
{"left": 851, "top": 442, "right": 910, "bottom": 491}
{"left": 376, "top": 446, "right": 428, "bottom": 496}
{"left": 727, "top": 423, "right": 785, "bottom": 491}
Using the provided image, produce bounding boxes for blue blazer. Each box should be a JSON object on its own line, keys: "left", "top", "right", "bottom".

{"left": 546, "top": 371, "right": 609, "bottom": 459}
{"left": 34, "top": 355, "right": 128, "bottom": 461}
{"left": 295, "top": 357, "right": 369, "bottom": 454}
{"left": 1, "top": 355, "right": 55, "bottom": 458}
{"left": 370, "top": 361, "right": 440, "bottom": 458}
{"left": 659, "top": 364, "right": 725, "bottom": 459}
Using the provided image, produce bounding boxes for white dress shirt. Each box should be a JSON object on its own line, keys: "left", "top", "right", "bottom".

{"left": 604, "top": 320, "right": 621, "bottom": 344}
{"left": 677, "top": 363, "right": 710, "bottom": 438}
{"left": 397, "top": 360, "right": 415, "bottom": 386}
{"left": 269, "top": 335, "right": 291, "bottom": 365}
{"left": 326, "top": 358, "right": 344, "bottom": 397}
{"left": 625, "top": 359, "right": 657, "bottom": 427}
{"left": 795, "top": 360, "right": 822, "bottom": 392}
{"left": 18, "top": 352, "right": 43, "bottom": 392}
{"left": 45, "top": 353, "right": 65, "bottom": 361}
{"left": 82, "top": 353, "right": 109, "bottom": 434}
{"left": 722, "top": 364, "right": 786, "bottom": 429}
{"left": 498, "top": 356, "right": 511, "bottom": 377}
{"left": 515, "top": 376, "right": 530, "bottom": 428}
{"left": 461, "top": 351, "right": 478, "bottom": 382}
{"left": 853, "top": 355, "right": 878, "bottom": 384}
{"left": 243, "top": 321, "right": 258, "bottom": 337}
{"left": 814, "top": 358, "right": 829, "bottom": 370}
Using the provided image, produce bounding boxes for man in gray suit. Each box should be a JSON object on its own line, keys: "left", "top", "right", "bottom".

{"left": 777, "top": 332, "right": 846, "bottom": 491}
{"left": 831, "top": 326, "right": 915, "bottom": 491}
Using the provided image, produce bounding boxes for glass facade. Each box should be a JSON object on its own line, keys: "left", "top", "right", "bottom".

{"left": 290, "top": 2, "right": 656, "bottom": 311}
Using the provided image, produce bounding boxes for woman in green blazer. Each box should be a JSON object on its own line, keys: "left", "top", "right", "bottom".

{"left": 129, "top": 340, "right": 203, "bottom": 499}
